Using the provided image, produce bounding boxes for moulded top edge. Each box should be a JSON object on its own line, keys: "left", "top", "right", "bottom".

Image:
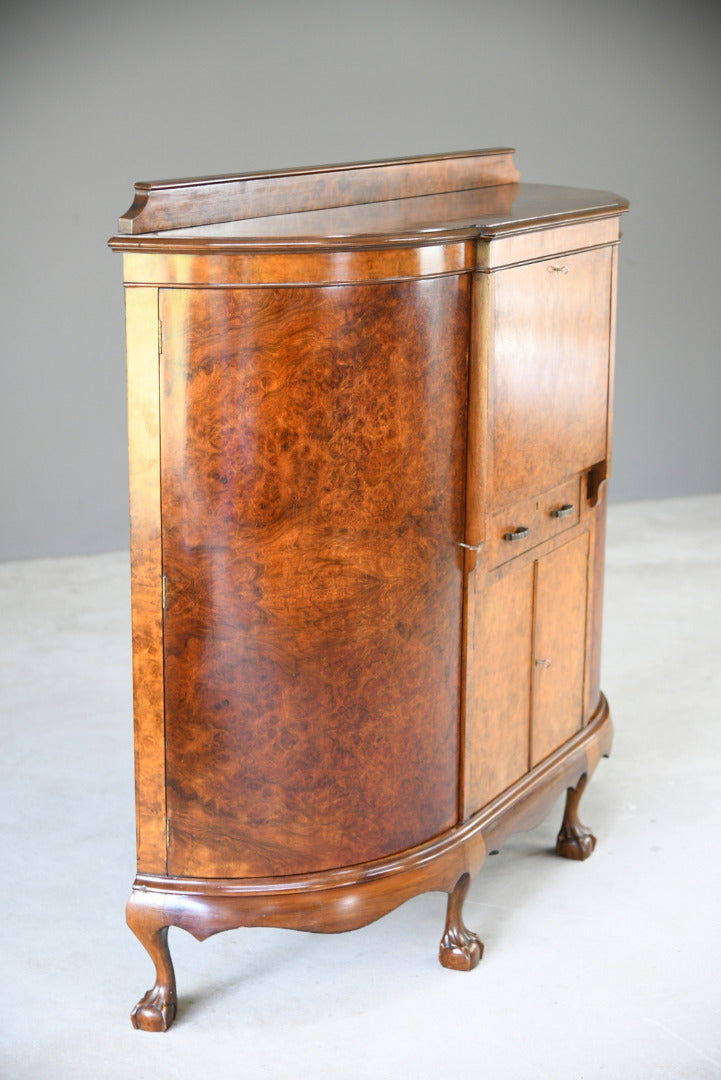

{"left": 109, "top": 183, "right": 628, "bottom": 254}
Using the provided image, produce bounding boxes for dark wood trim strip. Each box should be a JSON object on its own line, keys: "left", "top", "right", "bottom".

{"left": 123, "top": 270, "right": 475, "bottom": 291}
{"left": 110, "top": 228, "right": 481, "bottom": 254}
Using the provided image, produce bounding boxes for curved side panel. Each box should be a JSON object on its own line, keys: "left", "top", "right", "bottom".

{"left": 160, "top": 275, "right": 471, "bottom": 878}
{"left": 129, "top": 698, "right": 612, "bottom": 939}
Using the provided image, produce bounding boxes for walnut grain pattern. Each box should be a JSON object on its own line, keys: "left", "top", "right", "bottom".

{"left": 160, "top": 278, "right": 470, "bottom": 877}
{"left": 490, "top": 247, "right": 612, "bottom": 504}
{"left": 531, "top": 531, "right": 590, "bottom": 765}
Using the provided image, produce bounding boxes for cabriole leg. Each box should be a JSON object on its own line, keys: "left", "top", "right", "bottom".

{"left": 438, "top": 872, "right": 483, "bottom": 971}
{"left": 127, "top": 901, "right": 177, "bottom": 1032}
{"left": 556, "top": 773, "right": 597, "bottom": 861}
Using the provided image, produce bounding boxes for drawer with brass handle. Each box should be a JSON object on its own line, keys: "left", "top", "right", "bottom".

{"left": 488, "top": 477, "right": 581, "bottom": 567}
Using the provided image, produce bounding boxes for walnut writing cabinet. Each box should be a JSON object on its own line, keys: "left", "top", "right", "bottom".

{"left": 110, "top": 149, "right": 628, "bottom": 1031}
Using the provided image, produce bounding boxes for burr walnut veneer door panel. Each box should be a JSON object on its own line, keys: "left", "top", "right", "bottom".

{"left": 463, "top": 528, "right": 591, "bottom": 817}
{"left": 159, "top": 279, "right": 470, "bottom": 879}
{"left": 490, "top": 248, "right": 613, "bottom": 504}
{"left": 531, "top": 531, "right": 590, "bottom": 766}
{"left": 463, "top": 561, "right": 534, "bottom": 819}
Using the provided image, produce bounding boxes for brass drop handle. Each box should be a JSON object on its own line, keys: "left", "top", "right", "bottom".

{"left": 551, "top": 503, "right": 575, "bottom": 519}
{"left": 503, "top": 526, "right": 530, "bottom": 542}
{"left": 535, "top": 658, "right": 552, "bottom": 669}
{"left": 549, "top": 264, "right": 569, "bottom": 274}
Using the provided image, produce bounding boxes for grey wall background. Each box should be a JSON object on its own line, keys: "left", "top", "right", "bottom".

{"left": 1, "top": 0, "right": 720, "bottom": 561}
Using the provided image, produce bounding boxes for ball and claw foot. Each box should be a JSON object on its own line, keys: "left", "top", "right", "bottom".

{"left": 130, "top": 985, "right": 178, "bottom": 1032}
{"left": 126, "top": 908, "right": 178, "bottom": 1032}
{"left": 556, "top": 774, "right": 597, "bottom": 861}
{"left": 439, "top": 872, "right": 484, "bottom": 971}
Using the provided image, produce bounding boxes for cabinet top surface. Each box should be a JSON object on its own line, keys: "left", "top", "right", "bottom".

{"left": 110, "top": 149, "right": 628, "bottom": 252}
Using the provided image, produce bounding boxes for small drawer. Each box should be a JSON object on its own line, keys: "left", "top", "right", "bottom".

{"left": 487, "top": 477, "right": 581, "bottom": 567}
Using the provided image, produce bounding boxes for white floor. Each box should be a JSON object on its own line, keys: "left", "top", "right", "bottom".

{"left": 1, "top": 495, "right": 720, "bottom": 1079}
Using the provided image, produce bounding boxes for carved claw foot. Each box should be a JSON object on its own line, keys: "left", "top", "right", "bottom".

{"left": 439, "top": 872, "right": 483, "bottom": 971}
{"left": 127, "top": 900, "right": 178, "bottom": 1032}
{"left": 131, "top": 982, "right": 178, "bottom": 1032}
{"left": 556, "top": 773, "right": 597, "bottom": 861}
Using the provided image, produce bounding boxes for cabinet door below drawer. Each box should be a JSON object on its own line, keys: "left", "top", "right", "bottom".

{"left": 463, "top": 562, "right": 534, "bottom": 817}
{"left": 531, "top": 531, "right": 589, "bottom": 766}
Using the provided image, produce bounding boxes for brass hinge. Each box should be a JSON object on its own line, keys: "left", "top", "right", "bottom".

{"left": 161, "top": 574, "right": 167, "bottom": 610}
{"left": 166, "top": 818, "right": 170, "bottom": 849}
{"left": 158, "top": 319, "right": 163, "bottom": 354}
